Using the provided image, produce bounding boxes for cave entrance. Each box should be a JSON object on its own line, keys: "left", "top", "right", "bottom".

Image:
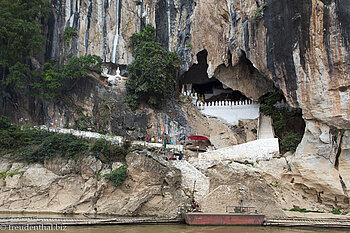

{"left": 180, "top": 50, "right": 251, "bottom": 103}
{"left": 259, "top": 91, "right": 306, "bottom": 153}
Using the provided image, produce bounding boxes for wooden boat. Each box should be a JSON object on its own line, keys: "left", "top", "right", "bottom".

{"left": 184, "top": 212, "right": 265, "bottom": 226}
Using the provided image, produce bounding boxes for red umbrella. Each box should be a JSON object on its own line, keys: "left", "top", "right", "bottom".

{"left": 188, "top": 135, "right": 209, "bottom": 141}
{"left": 188, "top": 135, "right": 208, "bottom": 154}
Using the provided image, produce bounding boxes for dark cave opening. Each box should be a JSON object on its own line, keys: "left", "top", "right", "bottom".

{"left": 180, "top": 50, "right": 251, "bottom": 103}
{"left": 180, "top": 48, "right": 307, "bottom": 153}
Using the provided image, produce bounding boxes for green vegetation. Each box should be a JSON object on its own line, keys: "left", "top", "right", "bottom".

{"left": 125, "top": 25, "right": 180, "bottom": 110}
{"left": 0, "top": 0, "right": 50, "bottom": 99}
{"left": 280, "top": 132, "right": 303, "bottom": 153}
{"left": 14, "top": 131, "right": 88, "bottom": 163}
{"left": 292, "top": 13, "right": 302, "bottom": 21}
{"left": 103, "top": 165, "right": 128, "bottom": 187}
{"left": 254, "top": 2, "right": 268, "bottom": 19}
{"left": 331, "top": 209, "right": 341, "bottom": 215}
{"left": 62, "top": 27, "right": 78, "bottom": 44}
{"left": 289, "top": 207, "right": 323, "bottom": 213}
{"left": 186, "top": 43, "right": 193, "bottom": 49}
{"left": 90, "top": 138, "right": 131, "bottom": 163}
{"left": 32, "top": 55, "right": 102, "bottom": 99}
{"left": 0, "top": 168, "right": 21, "bottom": 180}
{"left": 289, "top": 207, "right": 308, "bottom": 213}
{"left": 135, "top": 0, "right": 142, "bottom": 5}
{"left": 0, "top": 115, "right": 129, "bottom": 164}
{"left": 0, "top": 1, "right": 102, "bottom": 103}
{"left": 260, "top": 92, "right": 304, "bottom": 153}
{"left": 270, "top": 182, "right": 280, "bottom": 188}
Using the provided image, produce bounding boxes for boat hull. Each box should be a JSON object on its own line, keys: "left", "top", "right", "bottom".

{"left": 184, "top": 213, "right": 265, "bottom": 226}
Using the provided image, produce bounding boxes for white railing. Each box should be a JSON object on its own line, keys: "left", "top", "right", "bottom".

{"left": 180, "top": 86, "right": 260, "bottom": 124}
{"left": 196, "top": 99, "right": 258, "bottom": 110}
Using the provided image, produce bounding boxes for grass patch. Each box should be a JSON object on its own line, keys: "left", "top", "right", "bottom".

{"left": 289, "top": 207, "right": 323, "bottom": 213}
{"left": 331, "top": 209, "right": 341, "bottom": 215}
{"left": 0, "top": 168, "right": 21, "bottom": 179}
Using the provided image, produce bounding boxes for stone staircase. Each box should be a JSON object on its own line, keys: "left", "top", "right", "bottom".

{"left": 258, "top": 114, "right": 275, "bottom": 139}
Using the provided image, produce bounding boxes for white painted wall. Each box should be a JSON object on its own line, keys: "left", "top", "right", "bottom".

{"left": 199, "top": 103, "right": 260, "bottom": 125}
{"left": 181, "top": 89, "right": 260, "bottom": 125}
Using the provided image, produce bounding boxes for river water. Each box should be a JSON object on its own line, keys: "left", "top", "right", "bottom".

{"left": 2, "top": 224, "right": 350, "bottom": 233}
{"left": 1, "top": 213, "right": 350, "bottom": 233}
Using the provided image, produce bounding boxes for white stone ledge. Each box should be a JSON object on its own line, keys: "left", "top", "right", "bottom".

{"left": 132, "top": 141, "right": 183, "bottom": 152}
{"left": 198, "top": 138, "right": 280, "bottom": 162}
{"left": 39, "top": 126, "right": 123, "bottom": 145}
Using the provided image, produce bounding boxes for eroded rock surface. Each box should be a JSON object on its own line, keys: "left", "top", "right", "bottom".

{"left": 0, "top": 151, "right": 186, "bottom": 217}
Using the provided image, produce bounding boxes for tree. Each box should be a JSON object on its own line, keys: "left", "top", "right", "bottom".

{"left": 0, "top": 0, "right": 50, "bottom": 98}
{"left": 32, "top": 55, "right": 102, "bottom": 99}
{"left": 125, "top": 25, "right": 180, "bottom": 110}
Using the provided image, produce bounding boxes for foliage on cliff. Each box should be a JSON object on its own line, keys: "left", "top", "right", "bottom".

{"left": 33, "top": 55, "right": 102, "bottom": 99}
{"left": 103, "top": 165, "right": 128, "bottom": 187}
{"left": 91, "top": 138, "right": 130, "bottom": 163}
{"left": 0, "top": 1, "right": 102, "bottom": 102}
{"left": 0, "top": 115, "right": 126, "bottom": 163}
{"left": 125, "top": 25, "right": 180, "bottom": 110}
{"left": 260, "top": 92, "right": 304, "bottom": 153}
{"left": 0, "top": 0, "right": 50, "bottom": 98}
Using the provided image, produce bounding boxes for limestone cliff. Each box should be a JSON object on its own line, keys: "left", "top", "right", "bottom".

{"left": 0, "top": 0, "right": 349, "bottom": 214}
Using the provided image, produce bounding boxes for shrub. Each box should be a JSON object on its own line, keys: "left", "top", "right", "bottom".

{"left": 260, "top": 92, "right": 304, "bottom": 153}
{"left": 0, "top": 116, "right": 90, "bottom": 163}
{"left": 90, "top": 138, "right": 130, "bottom": 162}
{"left": 29, "top": 55, "right": 102, "bottom": 99}
{"left": 280, "top": 132, "right": 303, "bottom": 152}
{"left": 289, "top": 207, "right": 307, "bottom": 213}
{"left": 0, "top": 115, "right": 52, "bottom": 154}
{"left": 14, "top": 133, "right": 88, "bottom": 163}
{"left": 62, "top": 26, "right": 77, "bottom": 43}
{"left": 331, "top": 209, "right": 341, "bottom": 215}
{"left": 0, "top": 168, "right": 21, "bottom": 179}
{"left": 104, "top": 165, "right": 128, "bottom": 187}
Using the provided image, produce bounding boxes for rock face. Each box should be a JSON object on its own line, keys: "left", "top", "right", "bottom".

{"left": 0, "top": 151, "right": 289, "bottom": 218}
{"left": 0, "top": 152, "right": 186, "bottom": 217}
{"left": 1, "top": 0, "right": 349, "bottom": 215}
{"left": 42, "top": 0, "right": 348, "bottom": 135}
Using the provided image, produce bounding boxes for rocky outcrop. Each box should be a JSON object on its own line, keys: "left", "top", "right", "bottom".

{"left": 189, "top": 159, "right": 285, "bottom": 217}
{"left": 0, "top": 151, "right": 186, "bottom": 217}
{"left": 1, "top": 0, "right": 349, "bottom": 216}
